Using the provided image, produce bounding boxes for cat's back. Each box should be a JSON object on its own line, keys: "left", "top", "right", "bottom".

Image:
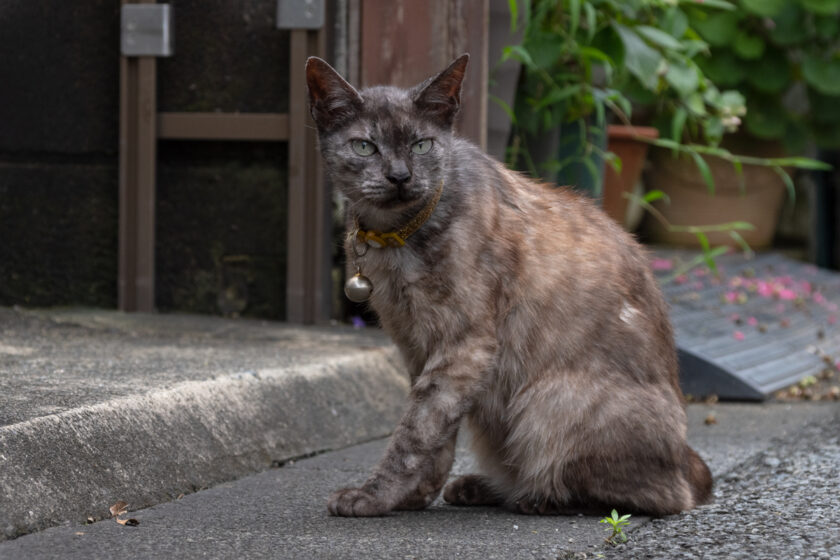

{"left": 448, "top": 138, "right": 640, "bottom": 271}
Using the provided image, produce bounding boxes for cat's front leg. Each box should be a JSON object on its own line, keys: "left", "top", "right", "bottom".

{"left": 394, "top": 432, "right": 457, "bottom": 510}
{"left": 328, "top": 336, "right": 494, "bottom": 517}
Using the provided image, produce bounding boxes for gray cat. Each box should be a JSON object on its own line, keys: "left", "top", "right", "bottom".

{"left": 306, "top": 54, "right": 712, "bottom": 517}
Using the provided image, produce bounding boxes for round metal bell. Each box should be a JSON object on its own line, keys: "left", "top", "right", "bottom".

{"left": 344, "top": 273, "right": 373, "bottom": 303}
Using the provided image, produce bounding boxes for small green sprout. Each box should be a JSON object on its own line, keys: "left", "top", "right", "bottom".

{"left": 599, "top": 509, "right": 631, "bottom": 545}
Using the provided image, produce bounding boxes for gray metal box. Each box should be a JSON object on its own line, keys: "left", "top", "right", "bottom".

{"left": 276, "top": 0, "right": 324, "bottom": 30}
{"left": 121, "top": 4, "right": 174, "bottom": 57}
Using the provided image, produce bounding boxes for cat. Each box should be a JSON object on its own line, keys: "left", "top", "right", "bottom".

{"left": 305, "top": 53, "right": 713, "bottom": 517}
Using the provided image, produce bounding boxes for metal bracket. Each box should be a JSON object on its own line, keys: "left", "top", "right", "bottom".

{"left": 121, "top": 4, "right": 174, "bottom": 57}
{"left": 276, "top": 0, "right": 324, "bottom": 30}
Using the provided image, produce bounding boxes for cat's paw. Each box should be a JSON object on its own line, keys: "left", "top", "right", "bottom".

{"left": 327, "top": 487, "right": 388, "bottom": 517}
{"left": 443, "top": 474, "right": 502, "bottom": 506}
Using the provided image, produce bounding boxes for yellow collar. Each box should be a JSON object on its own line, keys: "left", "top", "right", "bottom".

{"left": 354, "top": 181, "right": 444, "bottom": 248}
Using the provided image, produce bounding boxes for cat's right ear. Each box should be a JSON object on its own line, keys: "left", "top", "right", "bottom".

{"left": 306, "top": 57, "right": 364, "bottom": 130}
{"left": 413, "top": 54, "right": 469, "bottom": 128}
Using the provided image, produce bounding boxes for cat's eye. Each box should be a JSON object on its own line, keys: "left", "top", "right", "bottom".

{"left": 351, "top": 139, "right": 377, "bottom": 156}
{"left": 411, "top": 139, "right": 433, "bottom": 155}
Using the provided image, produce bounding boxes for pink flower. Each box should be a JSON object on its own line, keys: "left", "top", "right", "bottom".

{"left": 747, "top": 317, "right": 758, "bottom": 326}
{"left": 693, "top": 281, "right": 704, "bottom": 290}
{"left": 778, "top": 289, "right": 797, "bottom": 301}
{"left": 757, "top": 282, "right": 774, "bottom": 298}
{"left": 813, "top": 292, "right": 825, "bottom": 305}
{"left": 829, "top": 315, "right": 837, "bottom": 325}
{"left": 730, "top": 313, "right": 740, "bottom": 322}
{"left": 651, "top": 258, "right": 673, "bottom": 271}
{"left": 733, "top": 331, "right": 745, "bottom": 341}
{"left": 675, "top": 275, "right": 688, "bottom": 284}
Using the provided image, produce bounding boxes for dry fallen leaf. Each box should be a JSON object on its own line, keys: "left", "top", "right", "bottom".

{"left": 115, "top": 518, "right": 140, "bottom": 527}
{"left": 704, "top": 413, "right": 718, "bottom": 425}
{"left": 85, "top": 517, "right": 95, "bottom": 524}
{"left": 109, "top": 501, "right": 128, "bottom": 517}
{"left": 75, "top": 532, "right": 85, "bottom": 536}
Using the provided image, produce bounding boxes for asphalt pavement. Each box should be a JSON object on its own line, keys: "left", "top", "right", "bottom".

{"left": 1, "top": 402, "right": 837, "bottom": 560}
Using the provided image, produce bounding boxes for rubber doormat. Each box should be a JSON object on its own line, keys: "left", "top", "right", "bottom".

{"left": 652, "top": 252, "right": 840, "bottom": 400}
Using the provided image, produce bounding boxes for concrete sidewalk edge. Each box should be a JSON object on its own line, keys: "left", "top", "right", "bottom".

{"left": 0, "top": 347, "right": 409, "bottom": 540}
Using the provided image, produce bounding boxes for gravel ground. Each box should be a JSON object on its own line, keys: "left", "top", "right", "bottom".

{"left": 604, "top": 410, "right": 840, "bottom": 560}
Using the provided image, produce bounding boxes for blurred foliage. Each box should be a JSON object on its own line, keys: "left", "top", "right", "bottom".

{"left": 502, "top": 0, "right": 747, "bottom": 152}
{"left": 690, "top": 0, "right": 840, "bottom": 151}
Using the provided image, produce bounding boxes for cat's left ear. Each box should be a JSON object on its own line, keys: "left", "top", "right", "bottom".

{"left": 306, "top": 57, "right": 364, "bottom": 131}
{"left": 413, "top": 54, "right": 470, "bottom": 128}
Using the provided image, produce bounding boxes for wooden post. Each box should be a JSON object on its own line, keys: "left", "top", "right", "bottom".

{"left": 119, "top": 0, "right": 158, "bottom": 312}
{"left": 286, "top": 27, "right": 330, "bottom": 324}
{"left": 360, "top": 0, "right": 489, "bottom": 148}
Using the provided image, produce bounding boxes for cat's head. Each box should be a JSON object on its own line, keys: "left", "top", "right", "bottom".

{"left": 305, "top": 55, "right": 469, "bottom": 223}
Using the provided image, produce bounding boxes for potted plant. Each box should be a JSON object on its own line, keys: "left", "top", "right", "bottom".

{"left": 640, "top": 0, "right": 840, "bottom": 247}
{"left": 503, "top": 0, "right": 745, "bottom": 226}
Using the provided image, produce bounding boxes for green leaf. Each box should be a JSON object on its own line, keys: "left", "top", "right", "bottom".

{"left": 744, "top": 96, "right": 788, "bottom": 139}
{"left": 697, "top": 50, "right": 744, "bottom": 87}
{"left": 661, "top": 7, "right": 689, "bottom": 38}
{"left": 643, "top": 189, "right": 670, "bottom": 203}
{"left": 502, "top": 45, "right": 536, "bottom": 70}
{"left": 733, "top": 31, "right": 765, "bottom": 60}
{"left": 533, "top": 85, "right": 584, "bottom": 110}
{"left": 746, "top": 50, "right": 790, "bottom": 93}
{"left": 691, "top": 152, "right": 715, "bottom": 194}
{"left": 766, "top": 157, "right": 831, "bottom": 171}
{"left": 733, "top": 159, "right": 745, "bottom": 195}
{"left": 523, "top": 32, "right": 569, "bottom": 69}
{"left": 672, "top": 106, "right": 688, "bottom": 144}
{"left": 729, "top": 230, "right": 754, "bottom": 258}
{"left": 611, "top": 509, "right": 619, "bottom": 520}
{"left": 613, "top": 23, "right": 663, "bottom": 90}
{"left": 803, "top": 54, "right": 840, "bottom": 96}
{"left": 636, "top": 25, "right": 685, "bottom": 50}
{"left": 696, "top": 230, "right": 712, "bottom": 253}
{"left": 774, "top": 166, "right": 796, "bottom": 202}
{"left": 665, "top": 59, "right": 700, "bottom": 97}
{"left": 724, "top": 221, "right": 757, "bottom": 231}
{"left": 769, "top": 3, "right": 808, "bottom": 45}
{"left": 815, "top": 14, "right": 840, "bottom": 39}
{"left": 686, "top": 92, "right": 707, "bottom": 116}
{"left": 604, "top": 151, "right": 622, "bottom": 174}
{"left": 490, "top": 94, "right": 518, "bottom": 126}
{"left": 691, "top": 11, "right": 741, "bottom": 47}
{"left": 583, "top": 2, "right": 597, "bottom": 42}
{"left": 507, "top": 0, "right": 519, "bottom": 33}
{"left": 682, "top": 0, "right": 736, "bottom": 9}
{"left": 800, "top": 0, "right": 840, "bottom": 15}
{"left": 741, "top": 0, "right": 786, "bottom": 16}
{"left": 569, "top": 0, "right": 581, "bottom": 38}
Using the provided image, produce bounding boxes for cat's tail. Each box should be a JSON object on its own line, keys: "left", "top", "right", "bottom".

{"left": 685, "top": 446, "right": 713, "bottom": 506}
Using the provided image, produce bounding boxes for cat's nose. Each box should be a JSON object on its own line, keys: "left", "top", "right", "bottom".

{"left": 386, "top": 167, "right": 411, "bottom": 185}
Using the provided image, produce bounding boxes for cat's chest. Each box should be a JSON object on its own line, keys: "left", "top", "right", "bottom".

{"left": 364, "top": 248, "right": 431, "bottom": 304}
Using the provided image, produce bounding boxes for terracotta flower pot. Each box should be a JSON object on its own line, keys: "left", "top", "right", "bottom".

{"left": 602, "top": 125, "right": 659, "bottom": 227}
{"left": 643, "top": 142, "right": 787, "bottom": 248}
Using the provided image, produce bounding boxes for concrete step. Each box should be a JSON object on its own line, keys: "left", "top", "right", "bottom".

{"left": 0, "top": 307, "right": 408, "bottom": 540}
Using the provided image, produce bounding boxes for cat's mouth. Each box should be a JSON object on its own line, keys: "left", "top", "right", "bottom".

{"left": 370, "top": 185, "right": 424, "bottom": 209}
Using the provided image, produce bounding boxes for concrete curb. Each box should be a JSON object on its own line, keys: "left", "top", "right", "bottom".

{"left": 0, "top": 346, "right": 408, "bottom": 540}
